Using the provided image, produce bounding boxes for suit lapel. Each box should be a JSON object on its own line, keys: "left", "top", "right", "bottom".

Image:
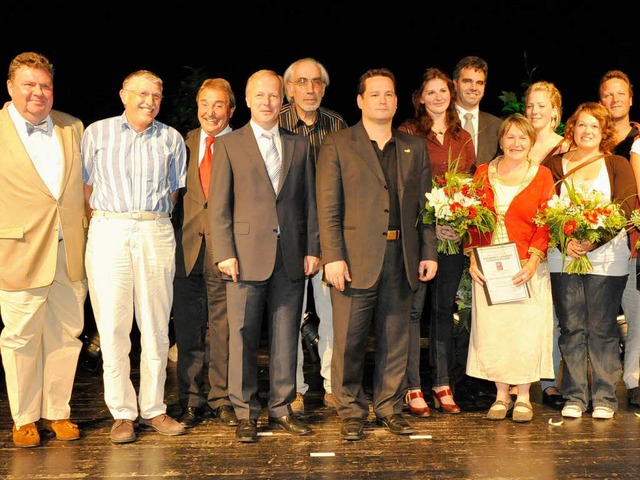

{"left": 351, "top": 122, "right": 386, "bottom": 184}
{"left": 238, "top": 124, "right": 277, "bottom": 195}
{"left": 0, "top": 105, "right": 52, "bottom": 197}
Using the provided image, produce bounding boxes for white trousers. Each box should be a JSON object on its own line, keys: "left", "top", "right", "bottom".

{"left": 296, "top": 269, "right": 333, "bottom": 394}
{"left": 0, "top": 240, "right": 86, "bottom": 427}
{"left": 622, "top": 257, "right": 640, "bottom": 389}
{"left": 85, "top": 216, "right": 175, "bottom": 420}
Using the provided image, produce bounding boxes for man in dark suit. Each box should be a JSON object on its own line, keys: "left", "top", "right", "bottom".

{"left": 453, "top": 56, "right": 502, "bottom": 166}
{"left": 316, "top": 68, "right": 438, "bottom": 441}
{"left": 208, "top": 69, "right": 320, "bottom": 443}
{"left": 172, "top": 78, "right": 238, "bottom": 429}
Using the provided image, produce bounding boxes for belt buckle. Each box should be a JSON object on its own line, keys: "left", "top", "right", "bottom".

{"left": 387, "top": 230, "right": 400, "bottom": 241}
{"left": 131, "top": 212, "right": 143, "bottom": 220}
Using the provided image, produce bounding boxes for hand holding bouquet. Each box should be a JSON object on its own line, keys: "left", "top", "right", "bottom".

{"left": 423, "top": 170, "right": 496, "bottom": 255}
{"left": 533, "top": 181, "right": 628, "bottom": 274}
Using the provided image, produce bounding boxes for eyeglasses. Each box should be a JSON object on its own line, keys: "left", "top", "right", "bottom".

{"left": 124, "top": 89, "right": 163, "bottom": 101}
{"left": 290, "top": 77, "right": 324, "bottom": 88}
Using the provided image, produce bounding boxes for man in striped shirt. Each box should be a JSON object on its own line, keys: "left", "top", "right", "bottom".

{"left": 279, "top": 58, "right": 348, "bottom": 415}
{"left": 81, "top": 70, "right": 187, "bottom": 444}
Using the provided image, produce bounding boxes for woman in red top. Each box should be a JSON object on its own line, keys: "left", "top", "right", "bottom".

{"left": 398, "top": 68, "right": 475, "bottom": 416}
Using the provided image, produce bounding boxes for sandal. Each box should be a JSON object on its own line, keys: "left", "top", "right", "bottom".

{"left": 512, "top": 401, "right": 533, "bottom": 423}
{"left": 486, "top": 400, "right": 513, "bottom": 421}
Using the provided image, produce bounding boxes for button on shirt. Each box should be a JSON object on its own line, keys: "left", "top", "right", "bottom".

{"left": 81, "top": 113, "right": 187, "bottom": 213}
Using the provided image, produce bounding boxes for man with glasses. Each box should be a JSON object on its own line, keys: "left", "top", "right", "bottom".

{"left": 279, "top": 58, "right": 348, "bottom": 415}
{"left": 82, "top": 70, "right": 187, "bottom": 444}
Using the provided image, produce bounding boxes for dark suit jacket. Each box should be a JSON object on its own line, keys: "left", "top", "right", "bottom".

{"left": 208, "top": 123, "right": 320, "bottom": 281}
{"left": 316, "top": 121, "right": 437, "bottom": 291}
{"left": 173, "top": 128, "right": 209, "bottom": 277}
{"left": 476, "top": 111, "right": 502, "bottom": 165}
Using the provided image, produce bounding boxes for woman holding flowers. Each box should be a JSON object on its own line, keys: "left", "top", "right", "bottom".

{"left": 524, "top": 80, "right": 571, "bottom": 410}
{"left": 398, "top": 68, "right": 476, "bottom": 416}
{"left": 466, "top": 114, "right": 555, "bottom": 423}
{"left": 541, "top": 102, "right": 637, "bottom": 420}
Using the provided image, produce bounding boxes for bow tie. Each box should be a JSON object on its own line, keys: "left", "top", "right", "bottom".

{"left": 26, "top": 121, "right": 48, "bottom": 135}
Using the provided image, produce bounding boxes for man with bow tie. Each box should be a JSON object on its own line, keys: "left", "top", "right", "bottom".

{"left": 0, "top": 52, "right": 89, "bottom": 448}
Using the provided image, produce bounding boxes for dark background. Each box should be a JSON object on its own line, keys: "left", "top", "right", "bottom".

{"left": 1, "top": 1, "right": 638, "bottom": 134}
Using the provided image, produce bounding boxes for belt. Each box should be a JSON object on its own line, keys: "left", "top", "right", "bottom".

{"left": 386, "top": 229, "right": 401, "bottom": 241}
{"left": 91, "top": 210, "right": 170, "bottom": 220}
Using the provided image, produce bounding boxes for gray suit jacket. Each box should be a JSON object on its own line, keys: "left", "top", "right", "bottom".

{"left": 316, "top": 121, "right": 437, "bottom": 291}
{"left": 208, "top": 123, "right": 319, "bottom": 281}
{"left": 476, "top": 111, "right": 502, "bottom": 165}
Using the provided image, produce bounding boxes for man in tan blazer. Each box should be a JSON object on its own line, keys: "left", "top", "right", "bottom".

{"left": 316, "top": 68, "right": 438, "bottom": 441}
{"left": 0, "top": 52, "right": 88, "bottom": 447}
{"left": 209, "top": 70, "right": 320, "bottom": 443}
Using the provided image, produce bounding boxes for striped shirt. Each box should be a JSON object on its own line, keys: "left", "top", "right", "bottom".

{"left": 279, "top": 104, "right": 348, "bottom": 164}
{"left": 82, "top": 113, "right": 186, "bottom": 214}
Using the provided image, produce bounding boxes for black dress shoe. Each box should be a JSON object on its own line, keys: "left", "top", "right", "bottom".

{"left": 377, "top": 414, "right": 415, "bottom": 435}
{"left": 268, "top": 415, "right": 312, "bottom": 436}
{"left": 235, "top": 419, "right": 258, "bottom": 443}
{"left": 211, "top": 405, "right": 238, "bottom": 426}
{"left": 340, "top": 417, "right": 364, "bottom": 441}
{"left": 178, "top": 406, "right": 202, "bottom": 429}
{"left": 542, "top": 389, "right": 567, "bottom": 411}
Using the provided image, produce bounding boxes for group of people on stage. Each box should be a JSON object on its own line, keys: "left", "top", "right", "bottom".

{"left": 1, "top": 49, "right": 639, "bottom": 449}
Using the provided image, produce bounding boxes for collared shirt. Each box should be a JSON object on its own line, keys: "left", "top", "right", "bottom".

{"left": 8, "top": 103, "right": 62, "bottom": 199}
{"left": 249, "top": 120, "right": 282, "bottom": 161}
{"left": 456, "top": 105, "right": 480, "bottom": 156}
{"left": 372, "top": 136, "right": 401, "bottom": 229}
{"left": 81, "top": 112, "right": 186, "bottom": 213}
{"left": 279, "top": 103, "right": 348, "bottom": 164}
{"left": 199, "top": 125, "right": 232, "bottom": 166}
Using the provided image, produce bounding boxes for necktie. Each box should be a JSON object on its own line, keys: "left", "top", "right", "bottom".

{"left": 199, "top": 136, "right": 215, "bottom": 199}
{"left": 463, "top": 113, "right": 475, "bottom": 144}
{"left": 262, "top": 132, "right": 281, "bottom": 192}
{"left": 26, "top": 120, "right": 48, "bottom": 135}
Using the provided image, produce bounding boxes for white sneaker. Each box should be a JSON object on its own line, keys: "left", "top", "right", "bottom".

{"left": 592, "top": 406, "right": 614, "bottom": 419}
{"left": 561, "top": 404, "right": 583, "bottom": 418}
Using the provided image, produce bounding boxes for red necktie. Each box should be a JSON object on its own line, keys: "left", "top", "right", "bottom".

{"left": 199, "top": 136, "right": 215, "bottom": 199}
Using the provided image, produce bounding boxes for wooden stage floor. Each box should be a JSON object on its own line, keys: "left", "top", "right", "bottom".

{"left": 0, "top": 338, "right": 639, "bottom": 480}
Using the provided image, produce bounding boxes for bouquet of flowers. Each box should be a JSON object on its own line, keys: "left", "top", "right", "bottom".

{"left": 423, "top": 170, "right": 496, "bottom": 255}
{"left": 533, "top": 181, "right": 628, "bottom": 274}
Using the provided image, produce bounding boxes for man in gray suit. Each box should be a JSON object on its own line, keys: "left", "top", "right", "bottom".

{"left": 209, "top": 69, "right": 320, "bottom": 443}
{"left": 453, "top": 56, "right": 502, "bottom": 166}
{"left": 316, "top": 68, "right": 438, "bottom": 441}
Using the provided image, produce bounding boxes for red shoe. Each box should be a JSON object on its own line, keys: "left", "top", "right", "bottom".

{"left": 432, "top": 388, "right": 461, "bottom": 414}
{"left": 405, "top": 389, "right": 431, "bottom": 417}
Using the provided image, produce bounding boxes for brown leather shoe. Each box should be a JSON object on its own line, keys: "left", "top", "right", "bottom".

{"left": 110, "top": 419, "right": 136, "bottom": 444}
{"left": 13, "top": 423, "right": 41, "bottom": 448}
{"left": 139, "top": 414, "right": 186, "bottom": 436}
{"left": 42, "top": 419, "right": 81, "bottom": 440}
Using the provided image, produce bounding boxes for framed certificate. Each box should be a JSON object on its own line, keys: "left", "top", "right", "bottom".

{"left": 472, "top": 242, "right": 530, "bottom": 305}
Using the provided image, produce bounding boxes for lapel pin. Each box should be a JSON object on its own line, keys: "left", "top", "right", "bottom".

{"left": 404, "top": 149, "right": 411, "bottom": 153}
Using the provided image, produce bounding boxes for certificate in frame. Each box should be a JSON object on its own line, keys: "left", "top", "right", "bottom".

{"left": 472, "top": 242, "right": 530, "bottom": 305}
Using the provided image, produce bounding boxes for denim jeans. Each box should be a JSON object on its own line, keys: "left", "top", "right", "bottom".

{"left": 551, "top": 272, "right": 626, "bottom": 412}
{"left": 621, "top": 257, "right": 640, "bottom": 390}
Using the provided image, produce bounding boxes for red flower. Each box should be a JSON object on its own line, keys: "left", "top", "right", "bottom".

{"left": 563, "top": 219, "right": 577, "bottom": 236}
{"left": 583, "top": 210, "right": 599, "bottom": 224}
{"left": 467, "top": 206, "right": 477, "bottom": 219}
